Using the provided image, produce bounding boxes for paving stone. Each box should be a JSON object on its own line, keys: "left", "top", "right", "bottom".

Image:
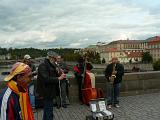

{"left": 34, "top": 92, "right": 160, "bottom": 120}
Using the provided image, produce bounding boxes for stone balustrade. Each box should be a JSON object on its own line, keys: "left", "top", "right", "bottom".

{"left": 69, "top": 71, "right": 160, "bottom": 102}
{"left": 0, "top": 71, "right": 160, "bottom": 103}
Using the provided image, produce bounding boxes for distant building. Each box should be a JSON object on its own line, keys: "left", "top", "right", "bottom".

{"left": 0, "top": 53, "right": 11, "bottom": 60}
{"left": 99, "top": 39, "right": 145, "bottom": 63}
{"left": 84, "top": 36, "right": 160, "bottom": 63}
{"left": 147, "top": 36, "right": 160, "bottom": 61}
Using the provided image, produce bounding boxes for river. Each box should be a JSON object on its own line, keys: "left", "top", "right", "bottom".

{"left": 0, "top": 65, "right": 12, "bottom": 81}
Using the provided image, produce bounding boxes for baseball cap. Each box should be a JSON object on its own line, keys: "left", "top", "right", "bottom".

{"left": 4, "top": 62, "right": 31, "bottom": 81}
{"left": 24, "top": 54, "right": 31, "bottom": 59}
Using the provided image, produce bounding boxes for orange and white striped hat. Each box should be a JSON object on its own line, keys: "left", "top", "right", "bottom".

{"left": 4, "top": 62, "right": 31, "bottom": 81}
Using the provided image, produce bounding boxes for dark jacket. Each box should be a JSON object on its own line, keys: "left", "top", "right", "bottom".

{"left": 0, "top": 87, "right": 21, "bottom": 120}
{"left": 36, "top": 58, "right": 59, "bottom": 99}
{"left": 57, "top": 62, "right": 69, "bottom": 83}
{"left": 58, "top": 62, "right": 69, "bottom": 74}
{"left": 29, "top": 63, "right": 36, "bottom": 72}
{"left": 105, "top": 63, "right": 124, "bottom": 84}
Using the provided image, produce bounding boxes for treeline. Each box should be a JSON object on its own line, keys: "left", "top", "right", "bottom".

{"left": 0, "top": 47, "right": 101, "bottom": 63}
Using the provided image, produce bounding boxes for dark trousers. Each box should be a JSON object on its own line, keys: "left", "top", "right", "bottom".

{"left": 61, "top": 81, "right": 67, "bottom": 104}
{"left": 107, "top": 83, "right": 121, "bottom": 105}
{"left": 77, "top": 78, "right": 83, "bottom": 102}
{"left": 66, "top": 79, "right": 70, "bottom": 97}
{"left": 43, "top": 99, "right": 54, "bottom": 120}
{"left": 57, "top": 80, "right": 67, "bottom": 106}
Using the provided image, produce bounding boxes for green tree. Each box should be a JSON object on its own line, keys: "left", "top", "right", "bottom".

{"left": 102, "top": 58, "right": 106, "bottom": 64}
{"left": 83, "top": 51, "right": 101, "bottom": 64}
{"left": 1, "top": 47, "right": 80, "bottom": 61}
{"left": 142, "top": 52, "right": 153, "bottom": 63}
{"left": 0, "top": 47, "right": 8, "bottom": 55}
{"left": 153, "top": 59, "right": 160, "bottom": 71}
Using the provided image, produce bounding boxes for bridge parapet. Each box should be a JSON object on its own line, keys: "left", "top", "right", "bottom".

{"left": 0, "top": 71, "right": 160, "bottom": 103}
{"left": 69, "top": 71, "right": 160, "bottom": 102}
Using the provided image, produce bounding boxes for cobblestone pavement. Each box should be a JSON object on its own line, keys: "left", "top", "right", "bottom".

{"left": 34, "top": 92, "right": 160, "bottom": 120}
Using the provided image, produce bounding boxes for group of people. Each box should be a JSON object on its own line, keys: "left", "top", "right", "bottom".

{"left": 0, "top": 51, "right": 70, "bottom": 120}
{"left": 0, "top": 50, "right": 124, "bottom": 120}
{"left": 74, "top": 57, "right": 124, "bottom": 109}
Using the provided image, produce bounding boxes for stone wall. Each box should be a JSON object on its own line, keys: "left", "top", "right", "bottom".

{"left": 0, "top": 71, "right": 160, "bottom": 103}
{"left": 69, "top": 71, "right": 160, "bottom": 102}
{"left": 66, "top": 62, "right": 153, "bottom": 71}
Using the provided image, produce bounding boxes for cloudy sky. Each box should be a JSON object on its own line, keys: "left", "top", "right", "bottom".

{"left": 0, "top": 0, "right": 160, "bottom": 48}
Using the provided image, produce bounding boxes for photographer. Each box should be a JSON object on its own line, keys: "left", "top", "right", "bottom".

{"left": 56, "top": 55, "right": 70, "bottom": 108}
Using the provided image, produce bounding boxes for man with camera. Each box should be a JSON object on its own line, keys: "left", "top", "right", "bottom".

{"left": 56, "top": 55, "right": 70, "bottom": 108}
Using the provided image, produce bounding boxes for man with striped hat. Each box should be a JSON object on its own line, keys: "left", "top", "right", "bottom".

{"left": 0, "top": 62, "right": 34, "bottom": 120}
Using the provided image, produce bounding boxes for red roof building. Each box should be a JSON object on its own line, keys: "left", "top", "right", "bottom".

{"left": 148, "top": 36, "right": 160, "bottom": 61}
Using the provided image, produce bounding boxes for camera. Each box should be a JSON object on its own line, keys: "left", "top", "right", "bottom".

{"left": 65, "top": 73, "right": 72, "bottom": 79}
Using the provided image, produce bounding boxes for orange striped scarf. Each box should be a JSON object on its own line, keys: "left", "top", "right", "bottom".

{"left": 7, "top": 80, "right": 34, "bottom": 120}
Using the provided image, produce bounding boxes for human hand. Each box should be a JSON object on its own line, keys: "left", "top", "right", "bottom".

{"left": 58, "top": 73, "right": 66, "bottom": 80}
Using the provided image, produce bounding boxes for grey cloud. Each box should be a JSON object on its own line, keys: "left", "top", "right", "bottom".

{"left": 149, "top": 7, "right": 160, "bottom": 16}
{"left": 0, "top": 0, "right": 160, "bottom": 48}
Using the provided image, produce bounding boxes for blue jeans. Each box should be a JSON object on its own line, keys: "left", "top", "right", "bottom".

{"left": 43, "top": 99, "right": 54, "bottom": 120}
{"left": 28, "top": 82, "right": 35, "bottom": 108}
{"left": 107, "top": 83, "right": 121, "bottom": 105}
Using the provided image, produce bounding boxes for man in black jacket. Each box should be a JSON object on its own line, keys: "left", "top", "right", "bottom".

{"left": 105, "top": 57, "right": 124, "bottom": 109}
{"left": 36, "top": 51, "right": 66, "bottom": 120}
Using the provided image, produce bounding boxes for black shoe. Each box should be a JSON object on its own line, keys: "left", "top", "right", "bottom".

{"left": 62, "top": 104, "right": 67, "bottom": 108}
{"left": 57, "top": 105, "right": 61, "bottom": 109}
{"left": 114, "top": 104, "right": 120, "bottom": 108}
{"left": 79, "top": 101, "right": 84, "bottom": 105}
